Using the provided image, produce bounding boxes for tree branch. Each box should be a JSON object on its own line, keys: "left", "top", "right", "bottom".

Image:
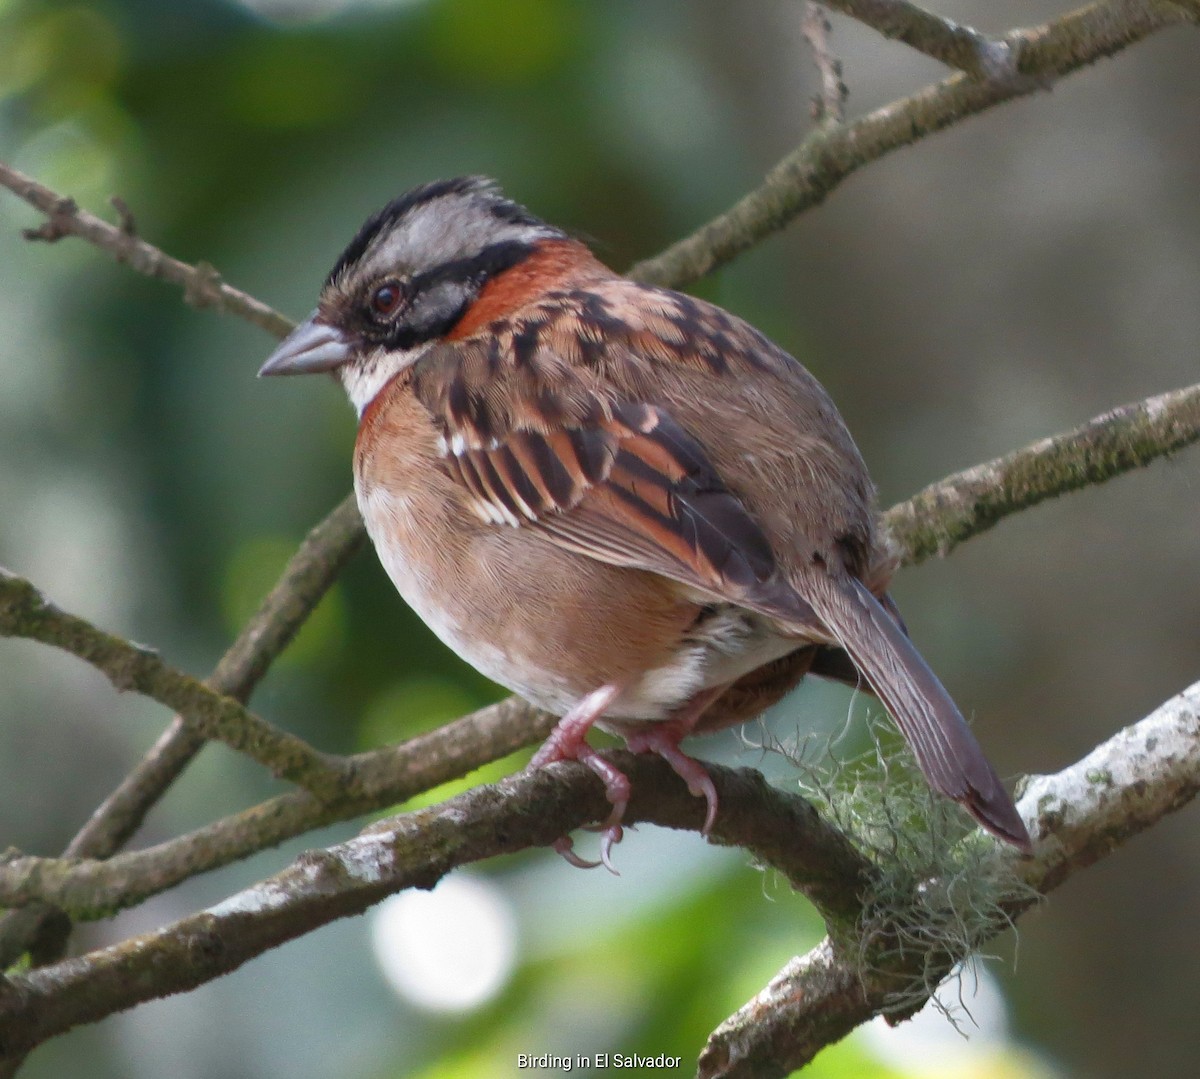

{"left": 3, "top": 681, "right": 1197, "bottom": 1070}
{"left": 0, "top": 757, "right": 874, "bottom": 1062}
{"left": 698, "top": 679, "right": 1200, "bottom": 1077}
{"left": 0, "top": 568, "right": 348, "bottom": 802}
{"left": 628, "top": 0, "right": 1195, "bottom": 288}
{"left": 822, "top": 0, "right": 1016, "bottom": 80}
{"left": 0, "top": 162, "right": 292, "bottom": 337}
{"left": 885, "top": 379, "right": 1200, "bottom": 564}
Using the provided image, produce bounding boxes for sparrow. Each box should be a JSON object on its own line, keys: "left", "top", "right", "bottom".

{"left": 260, "top": 176, "right": 1032, "bottom": 866}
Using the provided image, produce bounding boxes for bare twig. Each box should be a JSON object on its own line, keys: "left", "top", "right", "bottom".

{"left": 802, "top": 3, "right": 848, "bottom": 124}
{"left": 885, "top": 380, "right": 1200, "bottom": 564}
{"left": 108, "top": 196, "right": 136, "bottom": 236}
{"left": 698, "top": 680, "right": 1200, "bottom": 1077}
{"left": 629, "top": 0, "right": 1194, "bottom": 288}
{"left": 0, "top": 161, "right": 292, "bottom": 337}
{"left": 0, "top": 568, "right": 348, "bottom": 801}
{"left": 822, "top": 0, "right": 1016, "bottom": 80}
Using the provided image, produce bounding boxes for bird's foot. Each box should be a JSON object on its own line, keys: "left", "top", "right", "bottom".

{"left": 529, "top": 683, "right": 726, "bottom": 868}
{"left": 624, "top": 720, "right": 719, "bottom": 835}
{"left": 528, "top": 685, "right": 629, "bottom": 872}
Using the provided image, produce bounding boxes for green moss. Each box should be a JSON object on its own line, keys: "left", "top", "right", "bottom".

{"left": 792, "top": 725, "right": 1038, "bottom": 1012}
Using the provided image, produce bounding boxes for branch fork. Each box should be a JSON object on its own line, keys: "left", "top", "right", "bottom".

{"left": 0, "top": 0, "right": 1197, "bottom": 1071}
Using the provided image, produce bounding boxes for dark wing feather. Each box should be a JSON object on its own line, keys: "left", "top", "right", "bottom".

{"left": 802, "top": 569, "right": 1032, "bottom": 851}
{"left": 413, "top": 346, "right": 816, "bottom": 626}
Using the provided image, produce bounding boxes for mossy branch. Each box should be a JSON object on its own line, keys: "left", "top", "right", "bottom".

{"left": 698, "top": 680, "right": 1200, "bottom": 1077}
{"left": 885, "top": 381, "right": 1200, "bottom": 563}
{"left": 2, "top": 682, "right": 1197, "bottom": 1070}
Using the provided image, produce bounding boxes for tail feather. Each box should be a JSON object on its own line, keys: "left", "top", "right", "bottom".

{"left": 801, "top": 572, "right": 1032, "bottom": 852}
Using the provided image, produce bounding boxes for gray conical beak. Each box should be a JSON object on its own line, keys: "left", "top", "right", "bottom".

{"left": 258, "top": 312, "right": 351, "bottom": 376}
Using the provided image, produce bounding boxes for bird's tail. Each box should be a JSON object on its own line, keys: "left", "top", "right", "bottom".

{"left": 800, "top": 571, "right": 1032, "bottom": 852}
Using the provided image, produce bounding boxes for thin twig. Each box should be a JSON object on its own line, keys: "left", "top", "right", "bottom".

{"left": 629, "top": 0, "right": 1194, "bottom": 288}
{"left": 0, "top": 568, "right": 348, "bottom": 801}
{"left": 822, "top": 0, "right": 1016, "bottom": 80}
{"left": 0, "top": 161, "right": 292, "bottom": 337}
{"left": 802, "top": 3, "right": 847, "bottom": 124}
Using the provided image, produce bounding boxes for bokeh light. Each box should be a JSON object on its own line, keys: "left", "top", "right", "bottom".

{"left": 370, "top": 873, "right": 518, "bottom": 1013}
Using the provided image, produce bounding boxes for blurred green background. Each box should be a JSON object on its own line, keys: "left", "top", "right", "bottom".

{"left": 1, "top": 1, "right": 1197, "bottom": 1077}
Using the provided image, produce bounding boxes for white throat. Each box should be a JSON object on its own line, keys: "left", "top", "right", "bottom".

{"left": 339, "top": 344, "right": 431, "bottom": 416}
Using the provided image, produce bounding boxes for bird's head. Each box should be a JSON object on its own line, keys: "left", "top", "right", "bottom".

{"left": 258, "top": 176, "right": 565, "bottom": 413}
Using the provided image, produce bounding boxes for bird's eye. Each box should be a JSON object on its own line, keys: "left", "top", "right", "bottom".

{"left": 370, "top": 281, "right": 405, "bottom": 317}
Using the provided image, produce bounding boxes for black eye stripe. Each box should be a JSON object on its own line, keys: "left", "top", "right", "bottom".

{"left": 364, "top": 239, "right": 538, "bottom": 351}
{"left": 407, "top": 239, "right": 534, "bottom": 297}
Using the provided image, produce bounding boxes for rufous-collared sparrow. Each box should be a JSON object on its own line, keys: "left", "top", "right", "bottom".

{"left": 260, "top": 177, "right": 1031, "bottom": 865}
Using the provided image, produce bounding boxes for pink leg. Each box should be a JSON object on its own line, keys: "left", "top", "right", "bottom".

{"left": 623, "top": 685, "right": 726, "bottom": 835}
{"left": 528, "top": 682, "right": 729, "bottom": 869}
{"left": 528, "top": 685, "right": 628, "bottom": 871}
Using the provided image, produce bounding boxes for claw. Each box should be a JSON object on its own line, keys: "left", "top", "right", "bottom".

{"left": 598, "top": 825, "right": 623, "bottom": 875}
{"left": 625, "top": 721, "right": 721, "bottom": 835}
{"left": 688, "top": 767, "right": 719, "bottom": 835}
{"left": 552, "top": 836, "right": 601, "bottom": 870}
